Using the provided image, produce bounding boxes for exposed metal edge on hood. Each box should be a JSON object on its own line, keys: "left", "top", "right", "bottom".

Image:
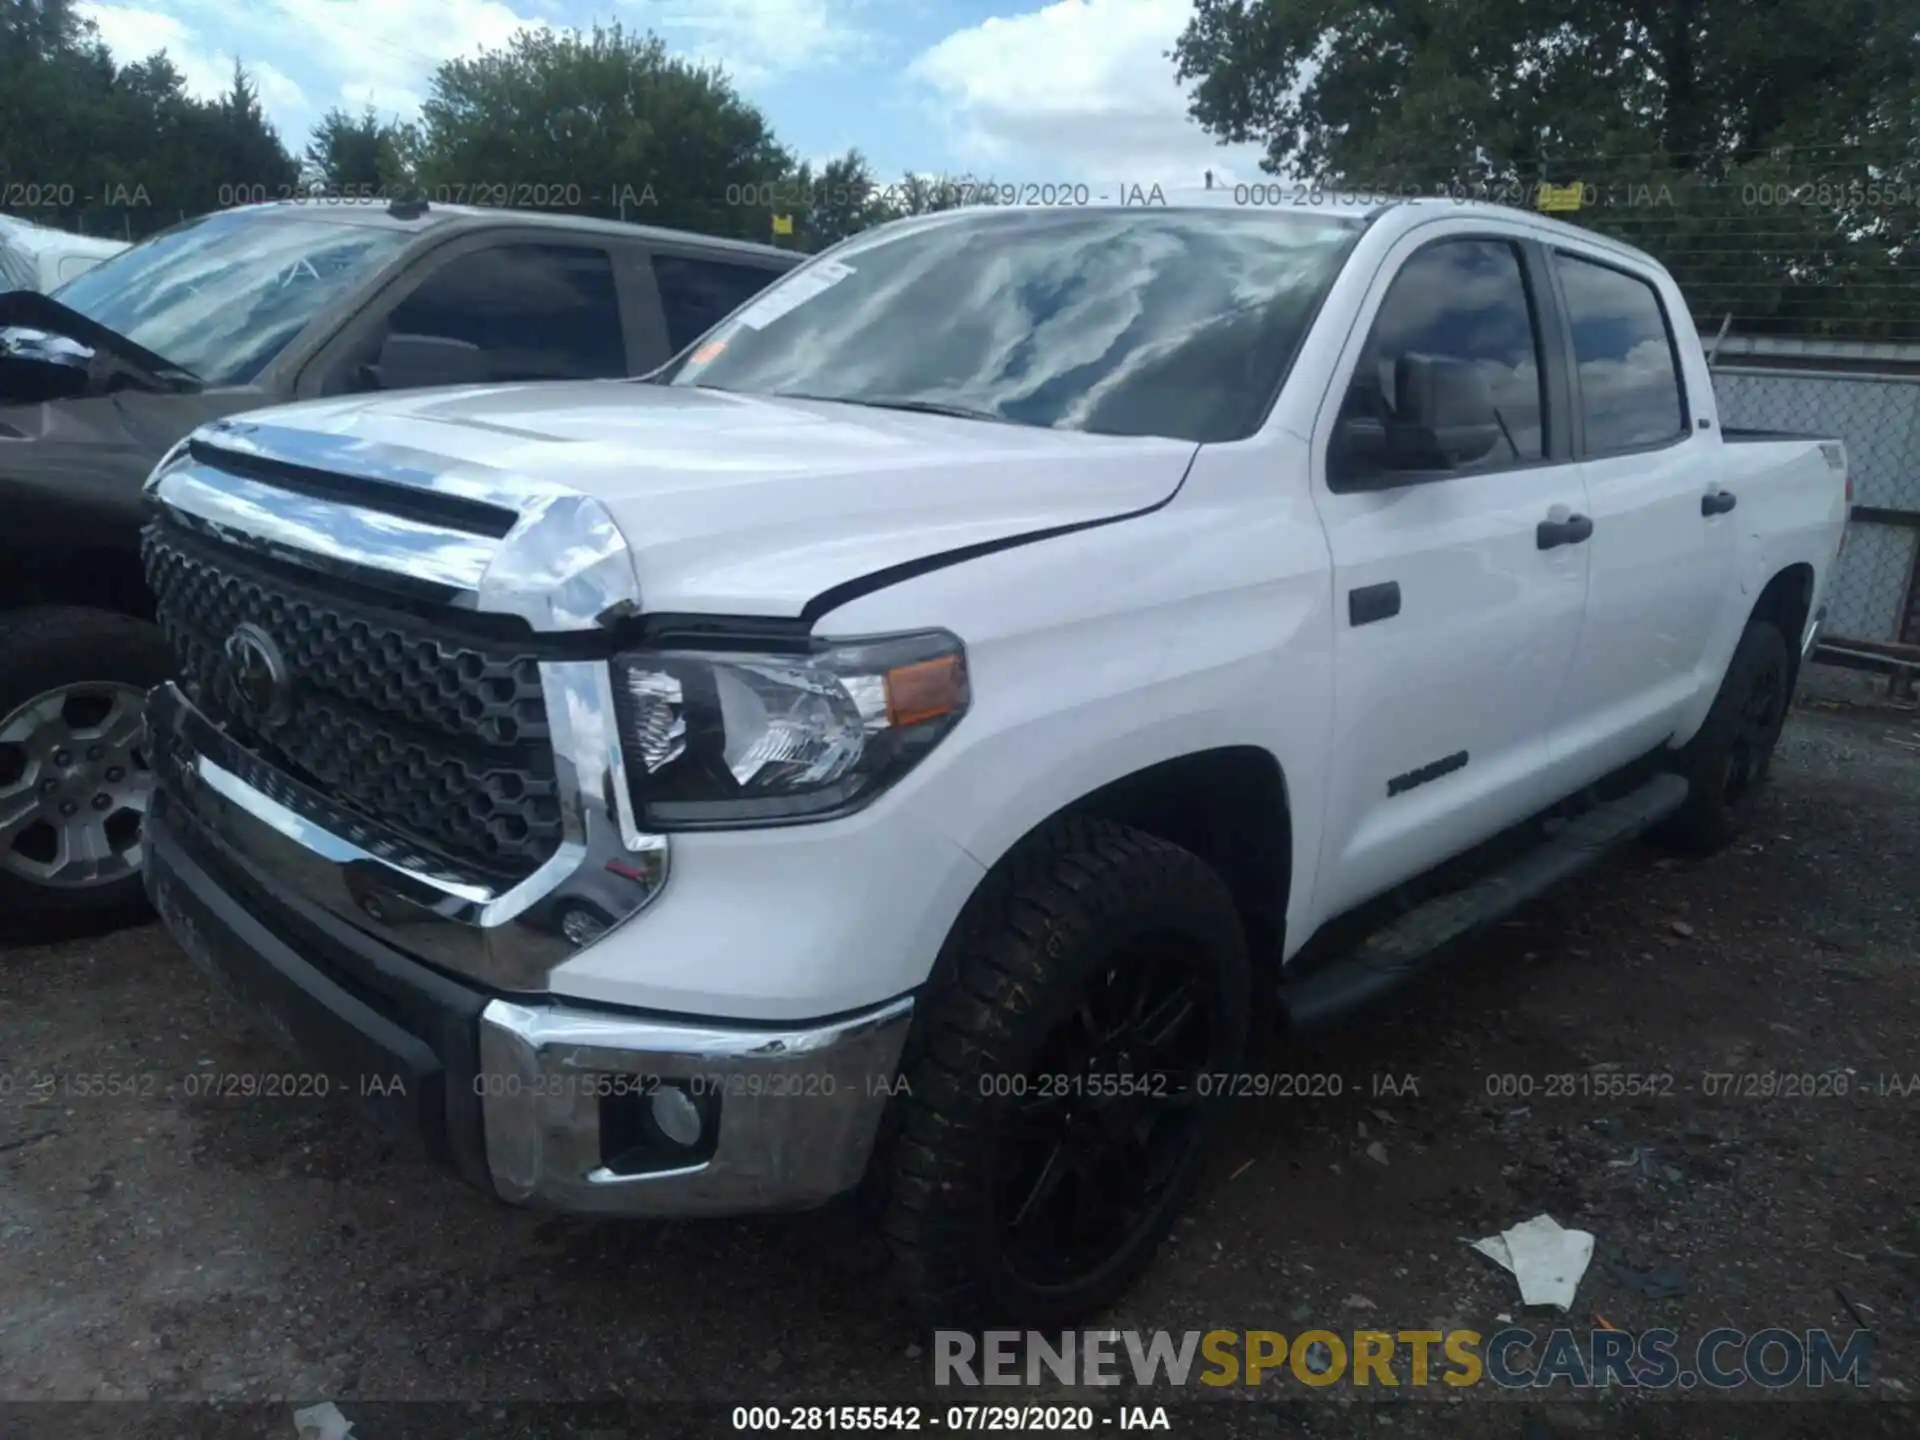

{"left": 149, "top": 423, "right": 646, "bottom": 635}
{"left": 798, "top": 445, "right": 1202, "bottom": 624}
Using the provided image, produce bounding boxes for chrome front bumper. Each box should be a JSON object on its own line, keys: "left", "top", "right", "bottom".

{"left": 479, "top": 995, "right": 914, "bottom": 1215}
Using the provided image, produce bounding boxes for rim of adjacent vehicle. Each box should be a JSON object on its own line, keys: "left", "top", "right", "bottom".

{"left": 0, "top": 682, "right": 153, "bottom": 889}
{"left": 990, "top": 934, "right": 1219, "bottom": 1293}
{"left": 1723, "top": 652, "right": 1785, "bottom": 808}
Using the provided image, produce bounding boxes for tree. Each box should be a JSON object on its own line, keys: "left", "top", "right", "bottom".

{"left": 305, "top": 107, "right": 418, "bottom": 194}
{"left": 207, "top": 59, "right": 301, "bottom": 201}
{"left": 884, "top": 172, "right": 1003, "bottom": 217}
{"left": 2, "top": 2, "right": 302, "bottom": 240}
{"left": 794, "top": 148, "right": 892, "bottom": 249}
{"left": 415, "top": 23, "right": 792, "bottom": 238}
{"left": 1175, "top": 0, "right": 1919, "bottom": 185}
{"left": 1173, "top": 0, "right": 1920, "bottom": 338}
{"left": 1, "top": 0, "right": 116, "bottom": 213}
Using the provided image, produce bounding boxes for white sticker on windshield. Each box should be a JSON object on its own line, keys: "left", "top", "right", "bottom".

{"left": 733, "top": 259, "right": 854, "bottom": 331}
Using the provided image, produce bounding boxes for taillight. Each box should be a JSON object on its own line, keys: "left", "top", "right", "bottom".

{"left": 1846, "top": 474, "right": 1854, "bottom": 504}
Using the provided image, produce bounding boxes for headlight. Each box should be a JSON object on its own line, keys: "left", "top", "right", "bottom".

{"left": 611, "top": 630, "right": 969, "bottom": 828}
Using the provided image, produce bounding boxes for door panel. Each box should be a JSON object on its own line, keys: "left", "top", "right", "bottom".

{"left": 1314, "top": 472, "right": 1590, "bottom": 919}
{"left": 1541, "top": 250, "right": 1735, "bottom": 788}
{"left": 1309, "top": 233, "right": 1591, "bottom": 924}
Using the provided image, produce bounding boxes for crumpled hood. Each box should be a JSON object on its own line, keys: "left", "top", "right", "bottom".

{"left": 191, "top": 379, "right": 1200, "bottom": 617}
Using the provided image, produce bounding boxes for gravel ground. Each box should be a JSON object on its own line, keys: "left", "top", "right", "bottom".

{"left": 2, "top": 665, "right": 1917, "bottom": 1439}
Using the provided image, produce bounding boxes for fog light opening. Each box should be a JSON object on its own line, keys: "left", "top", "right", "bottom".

{"left": 559, "top": 905, "right": 611, "bottom": 946}
{"left": 597, "top": 1080, "right": 721, "bottom": 1176}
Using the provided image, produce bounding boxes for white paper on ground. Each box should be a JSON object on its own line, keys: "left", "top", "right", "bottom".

{"left": 1469, "top": 1213, "right": 1595, "bottom": 1311}
{"left": 732, "top": 259, "right": 855, "bottom": 331}
{"left": 292, "top": 1402, "right": 354, "bottom": 1440}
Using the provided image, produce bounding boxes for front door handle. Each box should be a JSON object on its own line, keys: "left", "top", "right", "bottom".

{"left": 1537, "top": 513, "right": 1595, "bottom": 550}
{"left": 1702, "top": 489, "right": 1737, "bottom": 516}
{"left": 1349, "top": 580, "right": 1401, "bottom": 627}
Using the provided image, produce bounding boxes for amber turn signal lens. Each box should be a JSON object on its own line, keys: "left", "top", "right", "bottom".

{"left": 884, "top": 653, "right": 968, "bottom": 728}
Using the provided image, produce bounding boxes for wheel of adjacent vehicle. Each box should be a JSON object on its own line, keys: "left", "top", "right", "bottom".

{"left": 1661, "top": 619, "right": 1792, "bottom": 855}
{"left": 880, "top": 817, "right": 1252, "bottom": 1329}
{"left": 0, "top": 607, "right": 171, "bottom": 924}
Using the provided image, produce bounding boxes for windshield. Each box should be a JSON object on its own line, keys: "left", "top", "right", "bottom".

{"left": 0, "top": 238, "right": 33, "bottom": 293}
{"left": 49, "top": 210, "right": 411, "bottom": 385}
{"left": 661, "top": 208, "right": 1363, "bottom": 443}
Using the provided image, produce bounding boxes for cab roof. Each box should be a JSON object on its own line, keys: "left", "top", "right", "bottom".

{"left": 215, "top": 200, "right": 798, "bottom": 263}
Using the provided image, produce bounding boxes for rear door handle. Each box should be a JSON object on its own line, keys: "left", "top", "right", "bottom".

{"left": 1702, "top": 489, "right": 1737, "bottom": 516}
{"left": 1537, "top": 513, "right": 1595, "bottom": 550}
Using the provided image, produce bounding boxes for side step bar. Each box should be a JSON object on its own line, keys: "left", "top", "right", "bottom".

{"left": 1280, "top": 772, "right": 1691, "bottom": 1034}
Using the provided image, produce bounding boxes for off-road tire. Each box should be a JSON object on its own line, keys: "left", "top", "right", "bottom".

{"left": 880, "top": 816, "right": 1251, "bottom": 1329}
{"left": 1662, "top": 619, "right": 1792, "bottom": 855}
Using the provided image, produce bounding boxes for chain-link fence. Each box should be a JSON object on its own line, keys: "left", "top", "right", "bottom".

{"left": 1707, "top": 344, "right": 1920, "bottom": 651}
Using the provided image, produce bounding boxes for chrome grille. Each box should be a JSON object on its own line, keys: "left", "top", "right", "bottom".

{"left": 142, "top": 519, "right": 563, "bottom": 876}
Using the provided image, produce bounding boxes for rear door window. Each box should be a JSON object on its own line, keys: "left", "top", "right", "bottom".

{"left": 1553, "top": 252, "right": 1688, "bottom": 454}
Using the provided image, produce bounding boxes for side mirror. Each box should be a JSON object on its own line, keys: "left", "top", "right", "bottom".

{"left": 369, "top": 332, "right": 485, "bottom": 391}
{"left": 1389, "top": 353, "right": 1502, "bottom": 469}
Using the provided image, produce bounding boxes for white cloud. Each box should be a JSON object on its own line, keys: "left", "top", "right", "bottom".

{"left": 78, "top": 0, "right": 556, "bottom": 156}
{"left": 265, "top": 0, "right": 540, "bottom": 119}
{"left": 909, "top": 0, "right": 1267, "bottom": 187}
{"left": 79, "top": 4, "right": 229, "bottom": 97}
{"left": 251, "top": 61, "right": 309, "bottom": 116}
{"left": 627, "top": 0, "right": 873, "bottom": 84}
{"left": 338, "top": 80, "right": 426, "bottom": 121}
{"left": 80, "top": 5, "right": 308, "bottom": 122}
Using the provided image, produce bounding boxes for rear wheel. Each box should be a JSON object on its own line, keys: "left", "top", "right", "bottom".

{"left": 1662, "top": 619, "right": 1792, "bottom": 855}
{"left": 0, "top": 607, "right": 171, "bottom": 926}
{"left": 881, "top": 817, "right": 1251, "bottom": 1328}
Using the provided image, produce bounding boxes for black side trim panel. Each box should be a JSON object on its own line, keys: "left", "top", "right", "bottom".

{"left": 1349, "top": 581, "right": 1401, "bottom": 627}
{"left": 1852, "top": 506, "right": 1920, "bottom": 529}
{"left": 1721, "top": 427, "right": 1834, "bottom": 444}
{"left": 1282, "top": 771, "right": 1689, "bottom": 1032}
{"left": 1387, "top": 749, "right": 1468, "bottom": 797}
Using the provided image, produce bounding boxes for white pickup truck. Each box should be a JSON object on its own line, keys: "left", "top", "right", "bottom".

{"left": 136, "top": 198, "right": 1847, "bottom": 1327}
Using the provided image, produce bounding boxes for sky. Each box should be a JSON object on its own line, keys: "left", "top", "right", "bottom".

{"left": 72, "top": 0, "right": 1273, "bottom": 188}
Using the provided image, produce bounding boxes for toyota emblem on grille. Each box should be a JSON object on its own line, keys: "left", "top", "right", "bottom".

{"left": 222, "top": 622, "right": 293, "bottom": 727}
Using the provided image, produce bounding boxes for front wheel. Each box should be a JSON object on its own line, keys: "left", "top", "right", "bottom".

{"left": 0, "top": 607, "right": 172, "bottom": 926}
{"left": 880, "top": 817, "right": 1251, "bottom": 1328}
{"left": 1662, "top": 619, "right": 1792, "bottom": 855}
